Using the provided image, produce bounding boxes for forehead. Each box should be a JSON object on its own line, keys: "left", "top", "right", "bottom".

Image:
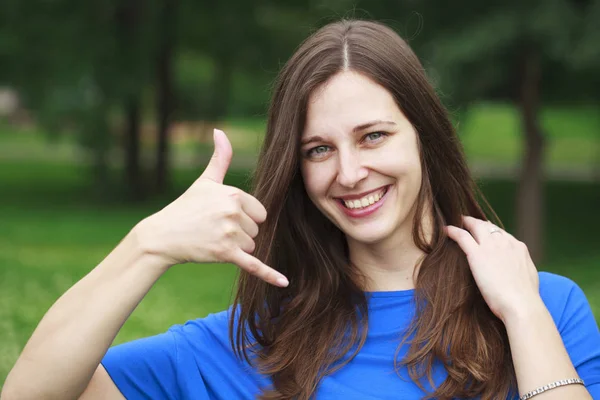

{"left": 303, "top": 70, "right": 404, "bottom": 137}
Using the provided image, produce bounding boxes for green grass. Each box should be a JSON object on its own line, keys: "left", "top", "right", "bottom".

{"left": 1, "top": 163, "right": 599, "bottom": 386}
{"left": 1, "top": 103, "right": 599, "bottom": 169}
{"left": 460, "top": 103, "right": 600, "bottom": 166}
{"left": 0, "top": 161, "right": 250, "bottom": 384}
{"left": 0, "top": 102, "right": 599, "bottom": 384}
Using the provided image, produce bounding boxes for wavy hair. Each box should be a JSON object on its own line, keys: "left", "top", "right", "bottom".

{"left": 230, "top": 19, "right": 517, "bottom": 400}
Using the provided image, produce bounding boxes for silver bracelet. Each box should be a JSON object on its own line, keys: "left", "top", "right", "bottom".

{"left": 519, "top": 378, "right": 585, "bottom": 400}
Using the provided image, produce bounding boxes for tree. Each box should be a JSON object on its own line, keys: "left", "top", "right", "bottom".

{"left": 116, "top": 0, "right": 146, "bottom": 200}
{"left": 404, "top": 0, "right": 591, "bottom": 261}
{"left": 154, "top": 0, "right": 178, "bottom": 194}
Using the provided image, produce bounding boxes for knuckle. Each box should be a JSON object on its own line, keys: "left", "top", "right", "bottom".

{"left": 228, "top": 190, "right": 241, "bottom": 200}
{"left": 221, "top": 222, "right": 238, "bottom": 238}
{"left": 517, "top": 240, "right": 529, "bottom": 252}
{"left": 222, "top": 203, "right": 241, "bottom": 219}
{"left": 249, "top": 224, "right": 259, "bottom": 238}
{"left": 227, "top": 189, "right": 244, "bottom": 205}
{"left": 245, "top": 261, "right": 259, "bottom": 275}
{"left": 240, "top": 238, "right": 254, "bottom": 253}
{"left": 212, "top": 245, "right": 229, "bottom": 261}
{"left": 259, "top": 205, "right": 268, "bottom": 221}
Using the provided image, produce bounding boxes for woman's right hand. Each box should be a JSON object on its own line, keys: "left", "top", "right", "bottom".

{"left": 135, "top": 129, "right": 289, "bottom": 287}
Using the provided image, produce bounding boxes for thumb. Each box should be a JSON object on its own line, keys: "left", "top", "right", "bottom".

{"left": 200, "top": 129, "right": 232, "bottom": 184}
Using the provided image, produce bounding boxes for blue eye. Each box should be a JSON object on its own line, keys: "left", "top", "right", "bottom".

{"left": 307, "top": 145, "right": 330, "bottom": 158}
{"left": 365, "top": 132, "right": 384, "bottom": 141}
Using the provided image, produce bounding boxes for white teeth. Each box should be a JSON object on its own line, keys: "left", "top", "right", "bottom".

{"left": 342, "top": 187, "right": 387, "bottom": 210}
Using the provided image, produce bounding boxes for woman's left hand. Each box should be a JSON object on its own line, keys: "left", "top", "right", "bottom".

{"left": 445, "top": 215, "right": 541, "bottom": 324}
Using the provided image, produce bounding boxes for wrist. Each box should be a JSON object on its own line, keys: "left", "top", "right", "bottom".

{"left": 501, "top": 296, "right": 549, "bottom": 329}
{"left": 129, "top": 220, "right": 176, "bottom": 272}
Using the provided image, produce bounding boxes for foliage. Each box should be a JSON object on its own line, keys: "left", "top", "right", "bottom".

{"left": 0, "top": 160, "right": 598, "bottom": 385}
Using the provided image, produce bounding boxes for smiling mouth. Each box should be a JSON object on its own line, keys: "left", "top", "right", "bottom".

{"left": 336, "top": 186, "right": 390, "bottom": 210}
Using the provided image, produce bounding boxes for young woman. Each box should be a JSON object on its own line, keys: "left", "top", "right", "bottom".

{"left": 3, "top": 20, "right": 599, "bottom": 400}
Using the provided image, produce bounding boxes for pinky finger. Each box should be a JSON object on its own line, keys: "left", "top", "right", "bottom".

{"left": 445, "top": 225, "right": 479, "bottom": 257}
{"left": 229, "top": 249, "right": 289, "bottom": 288}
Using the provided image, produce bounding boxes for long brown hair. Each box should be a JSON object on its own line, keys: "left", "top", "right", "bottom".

{"left": 230, "top": 19, "right": 517, "bottom": 399}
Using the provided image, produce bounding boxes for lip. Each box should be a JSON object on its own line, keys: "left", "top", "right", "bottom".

{"left": 334, "top": 185, "right": 389, "bottom": 201}
{"left": 335, "top": 185, "right": 391, "bottom": 219}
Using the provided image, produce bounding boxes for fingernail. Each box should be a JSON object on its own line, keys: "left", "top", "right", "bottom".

{"left": 276, "top": 276, "right": 289, "bottom": 287}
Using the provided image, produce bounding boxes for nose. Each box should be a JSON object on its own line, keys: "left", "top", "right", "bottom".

{"left": 336, "top": 149, "right": 368, "bottom": 188}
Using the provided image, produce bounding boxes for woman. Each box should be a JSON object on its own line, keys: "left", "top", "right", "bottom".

{"left": 3, "top": 19, "right": 599, "bottom": 400}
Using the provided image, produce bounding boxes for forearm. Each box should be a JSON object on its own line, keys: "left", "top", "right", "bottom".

{"left": 2, "top": 228, "right": 170, "bottom": 400}
{"left": 505, "top": 298, "right": 591, "bottom": 400}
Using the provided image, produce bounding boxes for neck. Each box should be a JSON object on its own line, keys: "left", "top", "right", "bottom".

{"left": 347, "top": 210, "right": 434, "bottom": 292}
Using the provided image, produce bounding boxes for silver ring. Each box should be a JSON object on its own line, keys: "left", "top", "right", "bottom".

{"left": 489, "top": 226, "right": 502, "bottom": 234}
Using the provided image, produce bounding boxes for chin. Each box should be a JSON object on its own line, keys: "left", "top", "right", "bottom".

{"left": 343, "top": 225, "right": 397, "bottom": 245}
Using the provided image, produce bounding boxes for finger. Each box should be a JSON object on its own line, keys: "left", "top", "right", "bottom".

{"left": 199, "top": 129, "right": 232, "bottom": 184}
{"left": 446, "top": 225, "right": 479, "bottom": 256}
{"left": 229, "top": 249, "right": 289, "bottom": 287}
{"left": 239, "top": 192, "right": 268, "bottom": 224}
{"left": 462, "top": 215, "right": 496, "bottom": 244}
{"left": 238, "top": 211, "right": 260, "bottom": 238}
{"left": 235, "top": 230, "right": 257, "bottom": 254}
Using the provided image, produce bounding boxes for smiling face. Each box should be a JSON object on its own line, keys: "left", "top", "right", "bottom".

{"left": 300, "top": 70, "right": 424, "bottom": 246}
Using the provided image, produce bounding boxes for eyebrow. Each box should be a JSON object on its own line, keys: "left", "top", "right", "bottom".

{"left": 300, "top": 120, "right": 397, "bottom": 146}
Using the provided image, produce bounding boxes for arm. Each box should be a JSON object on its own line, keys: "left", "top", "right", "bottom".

{"left": 79, "top": 365, "right": 127, "bottom": 400}
{"left": 504, "top": 299, "right": 591, "bottom": 399}
{"left": 446, "top": 217, "right": 595, "bottom": 399}
{"left": 1, "top": 129, "right": 285, "bottom": 400}
{"left": 1, "top": 230, "right": 169, "bottom": 400}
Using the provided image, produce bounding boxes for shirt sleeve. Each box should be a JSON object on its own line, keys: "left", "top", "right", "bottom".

{"left": 100, "top": 309, "right": 263, "bottom": 400}
{"left": 544, "top": 273, "right": 600, "bottom": 398}
{"left": 101, "top": 327, "right": 187, "bottom": 400}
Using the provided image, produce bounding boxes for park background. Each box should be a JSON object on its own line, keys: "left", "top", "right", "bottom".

{"left": 1, "top": 0, "right": 599, "bottom": 385}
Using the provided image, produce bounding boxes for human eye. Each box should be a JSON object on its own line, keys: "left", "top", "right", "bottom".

{"left": 363, "top": 131, "right": 387, "bottom": 143}
{"left": 305, "top": 145, "right": 331, "bottom": 159}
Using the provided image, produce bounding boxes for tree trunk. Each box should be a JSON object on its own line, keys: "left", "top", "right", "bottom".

{"left": 155, "top": 0, "right": 177, "bottom": 194}
{"left": 198, "top": 54, "right": 233, "bottom": 144}
{"left": 209, "top": 54, "right": 233, "bottom": 121}
{"left": 89, "top": 105, "right": 111, "bottom": 196}
{"left": 516, "top": 49, "right": 545, "bottom": 262}
{"left": 124, "top": 98, "right": 143, "bottom": 200}
{"left": 116, "top": 0, "right": 144, "bottom": 200}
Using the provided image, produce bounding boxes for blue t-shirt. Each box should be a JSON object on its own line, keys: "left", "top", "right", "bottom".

{"left": 102, "top": 272, "right": 600, "bottom": 399}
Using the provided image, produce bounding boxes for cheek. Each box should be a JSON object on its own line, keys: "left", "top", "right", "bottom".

{"left": 373, "top": 147, "right": 421, "bottom": 180}
{"left": 301, "top": 163, "right": 332, "bottom": 200}
{"left": 377, "top": 135, "right": 422, "bottom": 181}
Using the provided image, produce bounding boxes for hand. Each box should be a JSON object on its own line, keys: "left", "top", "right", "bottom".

{"left": 445, "top": 216, "right": 540, "bottom": 323}
{"left": 135, "top": 129, "right": 289, "bottom": 287}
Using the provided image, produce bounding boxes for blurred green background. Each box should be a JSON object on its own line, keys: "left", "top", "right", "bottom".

{"left": 1, "top": 0, "right": 599, "bottom": 385}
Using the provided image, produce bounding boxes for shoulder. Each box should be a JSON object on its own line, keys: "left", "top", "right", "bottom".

{"left": 538, "top": 270, "right": 578, "bottom": 294}
{"left": 537, "top": 271, "right": 599, "bottom": 342}
{"left": 168, "top": 307, "right": 235, "bottom": 355}
{"left": 102, "top": 308, "right": 233, "bottom": 371}
{"left": 538, "top": 271, "right": 589, "bottom": 311}
{"left": 172, "top": 308, "right": 232, "bottom": 337}
{"left": 101, "top": 307, "right": 265, "bottom": 399}
{"left": 538, "top": 271, "right": 581, "bottom": 308}
{"left": 537, "top": 272, "right": 600, "bottom": 389}
{"left": 538, "top": 271, "right": 592, "bottom": 328}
